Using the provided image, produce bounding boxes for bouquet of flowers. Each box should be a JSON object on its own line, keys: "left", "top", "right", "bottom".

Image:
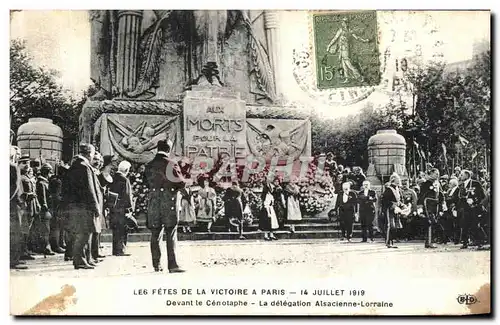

{"left": 130, "top": 170, "right": 149, "bottom": 216}
{"left": 297, "top": 161, "right": 335, "bottom": 216}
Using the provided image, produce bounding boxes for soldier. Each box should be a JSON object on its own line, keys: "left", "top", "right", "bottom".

{"left": 10, "top": 146, "right": 27, "bottom": 269}
{"left": 417, "top": 168, "right": 446, "bottom": 249}
{"left": 144, "top": 140, "right": 186, "bottom": 273}
{"left": 48, "top": 165, "right": 66, "bottom": 254}
{"left": 35, "top": 163, "right": 56, "bottom": 255}
{"left": 457, "top": 169, "right": 486, "bottom": 249}
{"left": 381, "top": 174, "right": 408, "bottom": 248}
{"left": 357, "top": 180, "right": 377, "bottom": 242}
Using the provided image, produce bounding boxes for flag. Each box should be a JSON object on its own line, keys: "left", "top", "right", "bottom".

{"left": 442, "top": 143, "right": 448, "bottom": 163}
{"left": 458, "top": 135, "right": 469, "bottom": 146}
{"left": 472, "top": 151, "right": 478, "bottom": 160}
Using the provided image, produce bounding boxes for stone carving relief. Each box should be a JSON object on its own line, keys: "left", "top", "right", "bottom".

{"left": 89, "top": 10, "right": 280, "bottom": 104}
{"left": 246, "top": 118, "right": 311, "bottom": 160}
{"left": 94, "top": 113, "right": 181, "bottom": 164}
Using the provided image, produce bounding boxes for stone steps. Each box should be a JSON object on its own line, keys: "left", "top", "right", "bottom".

{"left": 100, "top": 229, "right": 365, "bottom": 242}
{"left": 100, "top": 216, "right": 383, "bottom": 242}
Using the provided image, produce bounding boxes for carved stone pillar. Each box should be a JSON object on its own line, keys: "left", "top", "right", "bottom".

{"left": 116, "top": 10, "right": 143, "bottom": 95}
{"left": 264, "top": 10, "right": 281, "bottom": 98}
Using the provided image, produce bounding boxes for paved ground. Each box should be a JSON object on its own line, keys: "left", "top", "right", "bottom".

{"left": 11, "top": 238, "right": 490, "bottom": 279}
{"left": 10, "top": 239, "right": 490, "bottom": 316}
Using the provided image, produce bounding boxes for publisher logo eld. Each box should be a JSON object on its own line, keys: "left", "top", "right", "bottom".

{"left": 456, "top": 294, "right": 478, "bottom": 305}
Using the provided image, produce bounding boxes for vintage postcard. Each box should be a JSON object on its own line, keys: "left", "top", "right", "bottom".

{"left": 9, "top": 9, "right": 491, "bottom": 316}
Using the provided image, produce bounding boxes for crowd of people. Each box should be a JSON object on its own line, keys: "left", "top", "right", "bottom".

{"left": 10, "top": 137, "right": 491, "bottom": 272}
{"left": 324, "top": 151, "right": 491, "bottom": 250}
{"left": 9, "top": 140, "right": 138, "bottom": 270}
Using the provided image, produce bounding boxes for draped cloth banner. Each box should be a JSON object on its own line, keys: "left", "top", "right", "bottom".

{"left": 94, "top": 113, "right": 182, "bottom": 164}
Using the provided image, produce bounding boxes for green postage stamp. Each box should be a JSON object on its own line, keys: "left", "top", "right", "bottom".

{"left": 312, "top": 11, "right": 380, "bottom": 89}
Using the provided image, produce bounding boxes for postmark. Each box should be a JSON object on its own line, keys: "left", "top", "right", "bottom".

{"left": 312, "top": 11, "right": 380, "bottom": 89}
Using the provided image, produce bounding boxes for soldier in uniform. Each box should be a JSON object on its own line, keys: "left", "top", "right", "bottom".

{"left": 457, "top": 169, "right": 486, "bottom": 249}
{"left": 417, "top": 168, "right": 446, "bottom": 249}
{"left": 357, "top": 180, "right": 377, "bottom": 242}
{"left": 144, "top": 140, "right": 186, "bottom": 273}
{"left": 381, "top": 174, "right": 409, "bottom": 248}
{"left": 10, "top": 146, "right": 27, "bottom": 269}
{"left": 34, "top": 163, "right": 56, "bottom": 255}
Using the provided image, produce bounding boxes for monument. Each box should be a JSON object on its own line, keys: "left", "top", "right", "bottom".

{"left": 79, "top": 10, "right": 312, "bottom": 166}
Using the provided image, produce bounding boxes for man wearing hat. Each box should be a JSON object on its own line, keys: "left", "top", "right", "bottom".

{"left": 65, "top": 143, "right": 102, "bottom": 269}
{"left": 417, "top": 168, "right": 446, "bottom": 249}
{"left": 144, "top": 140, "right": 187, "bottom": 273}
{"left": 457, "top": 169, "right": 486, "bottom": 249}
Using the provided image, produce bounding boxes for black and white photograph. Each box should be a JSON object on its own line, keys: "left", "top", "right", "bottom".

{"left": 8, "top": 7, "right": 491, "bottom": 316}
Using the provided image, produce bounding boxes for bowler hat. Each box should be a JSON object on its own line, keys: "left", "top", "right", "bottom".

{"left": 102, "top": 155, "right": 117, "bottom": 168}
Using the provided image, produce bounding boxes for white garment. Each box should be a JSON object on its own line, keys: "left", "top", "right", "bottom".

{"left": 264, "top": 193, "right": 279, "bottom": 229}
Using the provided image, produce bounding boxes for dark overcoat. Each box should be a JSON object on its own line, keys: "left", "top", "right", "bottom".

{"left": 108, "top": 171, "right": 133, "bottom": 227}
{"left": 144, "top": 152, "right": 186, "bottom": 229}
{"left": 64, "top": 156, "right": 102, "bottom": 234}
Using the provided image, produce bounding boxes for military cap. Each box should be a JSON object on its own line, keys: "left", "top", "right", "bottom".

{"left": 40, "top": 163, "right": 53, "bottom": 173}
{"left": 18, "top": 154, "right": 30, "bottom": 163}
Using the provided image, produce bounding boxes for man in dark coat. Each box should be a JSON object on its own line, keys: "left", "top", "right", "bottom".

{"left": 357, "top": 180, "right": 377, "bottom": 242}
{"left": 109, "top": 160, "right": 133, "bottom": 256}
{"left": 457, "top": 169, "right": 486, "bottom": 249}
{"left": 144, "top": 140, "right": 186, "bottom": 273}
{"left": 66, "top": 143, "right": 102, "bottom": 269}
{"left": 48, "top": 167, "right": 66, "bottom": 254}
{"left": 417, "top": 168, "right": 445, "bottom": 249}
{"left": 90, "top": 152, "right": 104, "bottom": 263}
{"left": 335, "top": 182, "right": 358, "bottom": 242}
{"left": 35, "top": 163, "right": 56, "bottom": 255}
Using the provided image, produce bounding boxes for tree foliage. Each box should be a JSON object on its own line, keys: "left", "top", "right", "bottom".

{"left": 310, "top": 50, "right": 491, "bottom": 173}
{"left": 10, "top": 39, "right": 93, "bottom": 140}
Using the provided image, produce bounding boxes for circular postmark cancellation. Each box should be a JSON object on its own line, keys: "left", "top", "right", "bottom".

{"left": 293, "top": 10, "right": 445, "bottom": 107}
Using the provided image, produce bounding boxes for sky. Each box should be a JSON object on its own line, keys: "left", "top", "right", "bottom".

{"left": 9, "top": 10, "right": 490, "bottom": 97}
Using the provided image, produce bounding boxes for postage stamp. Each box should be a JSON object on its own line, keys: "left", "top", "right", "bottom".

{"left": 312, "top": 10, "right": 381, "bottom": 89}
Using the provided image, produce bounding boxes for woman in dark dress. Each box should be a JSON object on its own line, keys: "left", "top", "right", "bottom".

{"left": 272, "top": 178, "right": 287, "bottom": 229}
